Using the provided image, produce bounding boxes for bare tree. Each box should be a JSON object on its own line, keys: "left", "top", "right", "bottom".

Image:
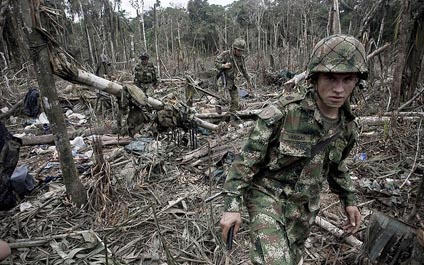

{"left": 131, "top": 0, "right": 147, "bottom": 51}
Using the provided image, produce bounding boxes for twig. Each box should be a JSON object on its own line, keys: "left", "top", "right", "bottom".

{"left": 151, "top": 204, "right": 176, "bottom": 265}
{"left": 400, "top": 118, "right": 422, "bottom": 188}
{"left": 398, "top": 87, "right": 424, "bottom": 111}
{"left": 366, "top": 43, "right": 390, "bottom": 60}
{"left": 321, "top": 201, "right": 339, "bottom": 212}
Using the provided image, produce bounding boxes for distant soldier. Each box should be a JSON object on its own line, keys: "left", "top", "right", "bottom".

{"left": 134, "top": 52, "right": 158, "bottom": 96}
{"left": 96, "top": 52, "right": 111, "bottom": 78}
{"left": 215, "top": 38, "right": 252, "bottom": 113}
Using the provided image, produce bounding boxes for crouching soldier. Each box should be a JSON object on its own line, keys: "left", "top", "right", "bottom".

{"left": 117, "top": 85, "right": 151, "bottom": 137}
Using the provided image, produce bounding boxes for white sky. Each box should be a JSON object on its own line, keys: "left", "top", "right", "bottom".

{"left": 121, "top": 0, "right": 235, "bottom": 17}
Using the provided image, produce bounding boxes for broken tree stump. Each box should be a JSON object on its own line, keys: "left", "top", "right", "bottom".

{"left": 357, "top": 211, "right": 424, "bottom": 264}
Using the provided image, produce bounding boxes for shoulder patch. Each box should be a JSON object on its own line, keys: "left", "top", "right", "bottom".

{"left": 258, "top": 105, "right": 283, "bottom": 126}
{"left": 275, "top": 92, "right": 304, "bottom": 110}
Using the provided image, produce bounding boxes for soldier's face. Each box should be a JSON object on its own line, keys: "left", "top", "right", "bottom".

{"left": 141, "top": 58, "right": 148, "bottom": 65}
{"left": 233, "top": 48, "right": 243, "bottom": 57}
{"left": 316, "top": 73, "right": 358, "bottom": 109}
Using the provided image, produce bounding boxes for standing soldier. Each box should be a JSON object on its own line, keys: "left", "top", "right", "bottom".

{"left": 220, "top": 34, "right": 367, "bottom": 264}
{"left": 215, "top": 38, "right": 252, "bottom": 113}
{"left": 134, "top": 52, "right": 158, "bottom": 96}
{"left": 95, "top": 51, "right": 111, "bottom": 78}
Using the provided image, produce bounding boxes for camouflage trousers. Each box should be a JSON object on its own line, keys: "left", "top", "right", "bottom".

{"left": 245, "top": 185, "right": 317, "bottom": 265}
{"left": 228, "top": 84, "right": 239, "bottom": 112}
{"left": 217, "top": 80, "right": 239, "bottom": 112}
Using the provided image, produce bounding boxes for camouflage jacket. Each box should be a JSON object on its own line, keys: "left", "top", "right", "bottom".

{"left": 215, "top": 50, "right": 250, "bottom": 86}
{"left": 134, "top": 62, "right": 158, "bottom": 87}
{"left": 223, "top": 89, "right": 358, "bottom": 212}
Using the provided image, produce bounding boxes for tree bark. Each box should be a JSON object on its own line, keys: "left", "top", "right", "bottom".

{"left": 0, "top": 0, "right": 10, "bottom": 37}
{"left": 332, "top": 0, "right": 341, "bottom": 34}
{"left": 402, "top": 1, "right": 424, "bottom": 101}
{"left": 391, "top": 0, "right": 412, "bottom": 110}
{"left": 154, "top": 2, "right": 161, "bottom": 78}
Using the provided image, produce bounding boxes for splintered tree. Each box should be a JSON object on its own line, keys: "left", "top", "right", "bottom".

{"left": 20, "top": 0, "right": 87, "bottom": 206}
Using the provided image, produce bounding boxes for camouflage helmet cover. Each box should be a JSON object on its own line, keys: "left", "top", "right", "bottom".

{"left": 307, "top": 34, "right": 368, "bottom": 80}
{"left": 232, "top": 38, "right": 246, "bottom": 51}
{"left": 140, "top": 52, "right": 149, "bottom": 60}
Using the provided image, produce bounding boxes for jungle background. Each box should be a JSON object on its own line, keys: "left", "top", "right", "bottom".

{"left": 0, "top": 0, "right": 423, "bottom": 264}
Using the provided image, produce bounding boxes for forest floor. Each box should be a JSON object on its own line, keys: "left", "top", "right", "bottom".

{"left": 0, "top": 74, "right": 423, "bottom": 265}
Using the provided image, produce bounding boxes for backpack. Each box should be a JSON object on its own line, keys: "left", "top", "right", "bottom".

{"left": 0, "top": 121, "right": 22, "bottom": 211}
{"left": 23, "top": 87, "right": 40, "bottom": 118}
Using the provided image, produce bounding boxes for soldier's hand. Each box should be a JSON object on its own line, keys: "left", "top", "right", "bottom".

{"left": 220, "top": 212, "right": 242, "bottom": 242}
{"left": 343, "top": 205, "right": 361, "bottom": 234}
{"left": 222, "top": 62, "right": 232, "bottom": 69}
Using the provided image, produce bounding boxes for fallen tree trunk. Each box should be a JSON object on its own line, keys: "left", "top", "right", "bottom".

{"left": 358, "top": 116, "right": 421, "bottom": 125}
{"left": 50, "top": 52, "right": 218, "bottom": 131}
{"left": 179, "top": 121, "right": 254, "bottom": 163}
{"left": 195, "top": 109, "right": 261, "bottom": 119}
{"left": 0, "top": 99, "right": 24, "bottom": 120}
{"left": 19, "top": 124, "right": 116, "bottom": 146}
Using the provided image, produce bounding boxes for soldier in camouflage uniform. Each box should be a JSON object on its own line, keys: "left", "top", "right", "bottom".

{"left": 220, "top": 34, "right": 367, "bottom": 264}
{"left": 215, "top": 38, "right": 252, "bottom": 112}
{"left": 134, "top": 52, "right": 158, "bottom": 95}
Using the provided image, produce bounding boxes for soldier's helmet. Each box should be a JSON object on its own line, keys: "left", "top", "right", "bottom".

{"left": 140, "top": 52, "right": 149, "bottom": 60}
{"left": 307, "top": 34, "right": 368, "bottom": 80}
{"left": 232, "top": 38, "right": 246, "bottom": 51}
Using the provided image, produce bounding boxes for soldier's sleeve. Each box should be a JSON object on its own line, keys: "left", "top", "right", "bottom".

{"left": 327, "top": 123, "right": 358, "bottom": 206}
{"left": 215, "top": 52, "right": 226, "bottom": 70}
{"left": 223, "top": 105, "right": 284, "bottom": 212}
